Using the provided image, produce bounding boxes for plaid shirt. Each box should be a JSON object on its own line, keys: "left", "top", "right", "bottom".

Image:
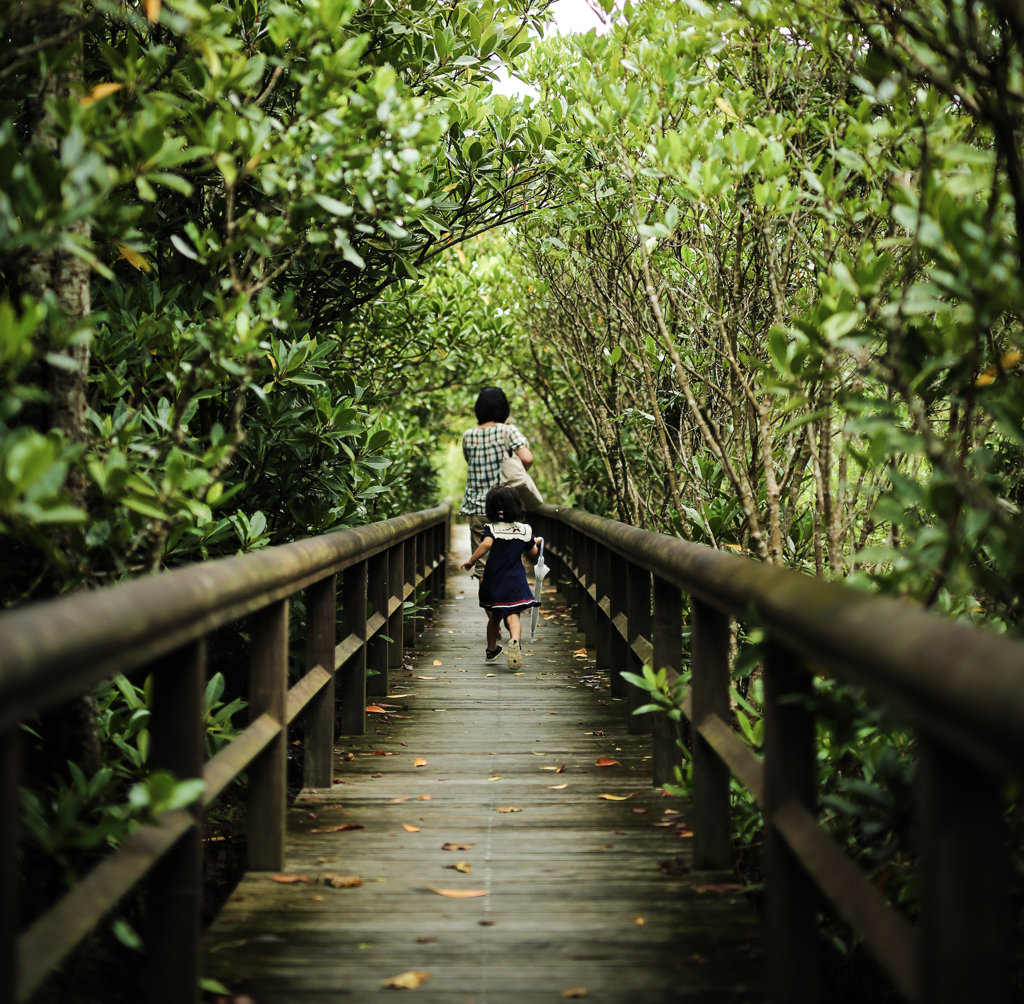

{"left": 460, "top": 423, "right": 529, "bottom": 515}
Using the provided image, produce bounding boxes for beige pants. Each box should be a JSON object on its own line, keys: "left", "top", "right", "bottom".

{"left": 469, "top": 515, "right": 489, "bottom": 580}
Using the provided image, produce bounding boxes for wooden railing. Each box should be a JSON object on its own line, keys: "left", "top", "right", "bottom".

{"left": 531, "top": 503, "right": 1024, "bottom": 1004}
{"left": 0, "top": 504, "right": 450, "bottom": 1004}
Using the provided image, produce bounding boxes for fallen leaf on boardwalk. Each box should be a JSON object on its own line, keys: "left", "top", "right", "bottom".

{"left": 425, "top": 885, "right": 487, "bottom": 898}
{"left": 449, "top": 861, "right": 472, "bottom": 874}
{"left": 311, "top": 895, "right": 324, "bottom": 901}
{"left": 369, "top": 750, "right": 394, "bottom": 756}
{"left": 531, "top": 751, "right": 547, "bottom": 755}
{"left": 598, "top": 793, "right": 634, "bottom": 801}
{"left": 486, "top": 673, "right": 498, "bottom": 677}
{"left": 317, "top": 857, "right": 338, "bottom": 863}
{"left": 562, "top": 988, "right": 588, "bottom": 998}
{"left": 675, "top": 825, "right": 694, "bottom": 837}
{"left": 540, "top": 766, "right": 561, "bottom": 771}
{"left": 417, "top": 675, "right": 436, "bottom": 680}
{"left": 693, "top": 883, "right": 744, "bottom": 894}
{"left": 634, "top": 916, "right": 645, "bottom": 925}
{"left": 595, "top": 757, "right": 620, "bottom": 767}
{"left": 323, "top": 874, "right": 362, "bottom": 888}
{"left": 418, "top": 795, "right": 431, "bottom": 800}
{"left": 343, "top": 753, "right": 356, "bottom": 761}
{"left": 382, "top": 970, "right": 430, "bottom": 989}
{"left": 210, "top": 939, "right": 248, "bottom": 953}
{"left": 488, "top": 774, "right": 501, "bottom": 781}
{"left": 433, "top": 660, "right": 443, "bottom": 666}
{"left": 402, "top": 823, "right": 421, "bottom": 832}
{"left": 270, "top": 875, "right": 309, "bottom": 883}
{"left": 414, "top": 758, "right": 428, "bottom": 767}
{"left": 572, "top": 648, "right": 588, "bottom": 656}
{"left": 307, "top": 824, "right": 365, "bottom": 833}
{"left": 496, "top": 806, "right": 521, "bottom": 813}
{"left": 416, "top": 936, "right": 437, "bottom": 943}
{"left": 366, "top": 705, "right": 387, "bottom": 713}
{"left": 390, "top": 796, "right": 410, "bottom": 803}
{"left": 441, "top": 841, "right": 474, "bottom": 851}
{"left": 548, "top": 783, "right": 568, "bottom": 790}
{"left": 660, "top": 789, "right": 674, "bottom": 798}
{"left": 658, "top": 857, "right": 690, "bottom": 876}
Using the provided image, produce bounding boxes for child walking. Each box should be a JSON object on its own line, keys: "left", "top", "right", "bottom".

{"left": 460, "top": 484, "right": 541, "bottom": 670}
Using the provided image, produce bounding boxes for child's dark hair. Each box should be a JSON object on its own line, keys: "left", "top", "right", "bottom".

{"left": 474, "top": 386, "right": 511, "bottom": 424}
{"left": 485, "top": 484, "right": 525, "bottom": 524}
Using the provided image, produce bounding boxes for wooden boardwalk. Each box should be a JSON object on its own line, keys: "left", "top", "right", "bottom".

{"left": 203, "top": 526, "right": 763, "bottom": 1003}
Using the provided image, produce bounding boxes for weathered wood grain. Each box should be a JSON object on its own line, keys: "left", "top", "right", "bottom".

{"left": 202, "top": 526, "right": 764, "bottom": 1003}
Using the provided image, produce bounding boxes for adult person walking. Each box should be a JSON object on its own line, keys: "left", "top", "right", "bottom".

{"left": 459, "top": 386, "right": 534, "bottom": 581}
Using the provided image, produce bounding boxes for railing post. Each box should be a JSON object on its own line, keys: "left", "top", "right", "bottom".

{"left": 583, "top": 535, "right": 597, "bottom": 649}
{"left": 763, "top": 639, "right": 817, "bottom": 1003}
{"left": 148, "top": 639, "right": 204, "bottom": 1004}
{"left": 918, "top": 737, "right": 1009, "bottom": 1004}
{"left": 415, "top": 532, "right": 426, "bottom": 636}
{"left": 403, "top": 537, "right": 415, "bottom": 649}
{"left": 652, "top": 575, "right": 681, "bottom": 786}
{"left": 571, "top": 529, "right": 583, "bottom": 631}
{"left": 339, "top": 560, "right": 367, "bottom": 736}
{"left": 367, "top": 551, "right": 389, "bottom": 699}
{"left": 432, "top": 524, "right": 445, "bottom": 603}
{"left": 248, "top": 600, "right": 289, "bottom": 871}
{"left": 690, "top": 599, "right": 732, "bottom": 870}
{"left": 626, "top": 562, "right": 653, "bottom": 735}
{"left": 1, "top": 727, "right": 19, "bottom": 1004}
{"left": 387, "top": 544, "right": 404, "bottom": 678}
{"left": 595, "top": 542, "right": 611, "bottom": 677}
{"left": 607, "top": 550, "right": 629, "bottom": 698}
{"left": 304, "top": 574, "right": 336, "bottom": 789}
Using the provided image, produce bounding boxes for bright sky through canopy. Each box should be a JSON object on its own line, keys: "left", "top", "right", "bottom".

{"left": 492, "top": 0, "right": 611, "bottom": 98}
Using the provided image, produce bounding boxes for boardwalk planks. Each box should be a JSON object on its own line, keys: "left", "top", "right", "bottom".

{"left": 202, "top": 528, "right": 763, "bottom": 1003}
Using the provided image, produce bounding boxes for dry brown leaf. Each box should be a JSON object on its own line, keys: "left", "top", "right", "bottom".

{"left": 414, "top": 758, "right": 428, "bottom": 767}
{"left": 144, "top": 0, "right": 161, "bottom": 23}
{"left": 311, "top": 895, "right": 324, "bottom": 901}
{"left": 382, "top": 970, "right": 430, "bottom": 989}
{"left": 595, "top": 757, "right": 620, "bottom": 767}
{"left": 540, "top": 766, "right": 560, "bottom": 771}
{"left": 441, "top": 842, "right": 474, "bottom": 851}
{"left": 486, "top": 673, "right": 498, "bottom": 677}
{"left": 496, "top": 806, "right": 521, "bottom": 813}
{"left": 307, "top": 823, "right": 365, "bottom": 833}
{"left": 449, "top": 861, "right": 472, "bottom": 874}
{"left": 417, "top": 675, "right": 436, "bottom": 680}
{"left": 572, "top": 648, "right": 588, "bottom": 656}
{"left": 323, "top": 874, "right": 362, "bottom": 888}
{"left": 488, "top": 774, "right": 501, "bottom": 781}
{"left": 390, "top": 796, "right": 410, "bottom": 803}
{"left": 270, "top": 875, "right": 308, "bottom": 883}
{"left": 547, "top": 782, "right": 568, "bottom": 790}
{"left": 424, "top": 885, "right": 487, "bottom": 898}
{"left": 598, "top": 794, "right": 633, "bottom": 801}
{"left": 116, "top": 245, "right": 152, "bottom": 272}
{"left": 366, "top": 705, "right": 387, "bottom": 713}
{"left": 693, "top": 882, "right": 744, "bottom": 894}
{"left": 79, "top": 82, "right": 124, "bottom": 106}
{"left": 433, "top": 660, "right": 443, "bottom": 666}
{"left": 634, "top": 916, "right": 645, "bottom": 925}
{"left": 402, "top": 823, "right": 421, "bottom": 833}
{"left": 416, "top": 936, "right": 437, "bottom": 943}
{"left": 417, "top": 795, "right": 431, "bottom": 801}
{"left": 562, "top": 988, "right": 588, "bottom": 998}
{"left": 317, "top": 857, "right": 338, "bottom": 863}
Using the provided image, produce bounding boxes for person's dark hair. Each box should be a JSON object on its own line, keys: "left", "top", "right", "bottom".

{"left": 475, "top": 386, "right": 510, "bottom": 424}
{"left": 485, "top": 484, "right": 525, "bottom": 524}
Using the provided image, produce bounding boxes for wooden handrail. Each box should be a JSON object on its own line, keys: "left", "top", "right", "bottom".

{"left": 0, "top": 504, "right": 451, "bottom": 1004}
{"left": 532, "top": 503, "right": 1024, "bottom": 1004}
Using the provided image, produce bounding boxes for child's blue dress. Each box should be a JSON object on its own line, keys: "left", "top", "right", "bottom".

{"left": 478, "top": 521, "right": 541, "bottom": 615}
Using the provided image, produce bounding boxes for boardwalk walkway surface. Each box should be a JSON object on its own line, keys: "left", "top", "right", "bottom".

{"left": 203, "top": 526, "right": 763, "bottom": 1003}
